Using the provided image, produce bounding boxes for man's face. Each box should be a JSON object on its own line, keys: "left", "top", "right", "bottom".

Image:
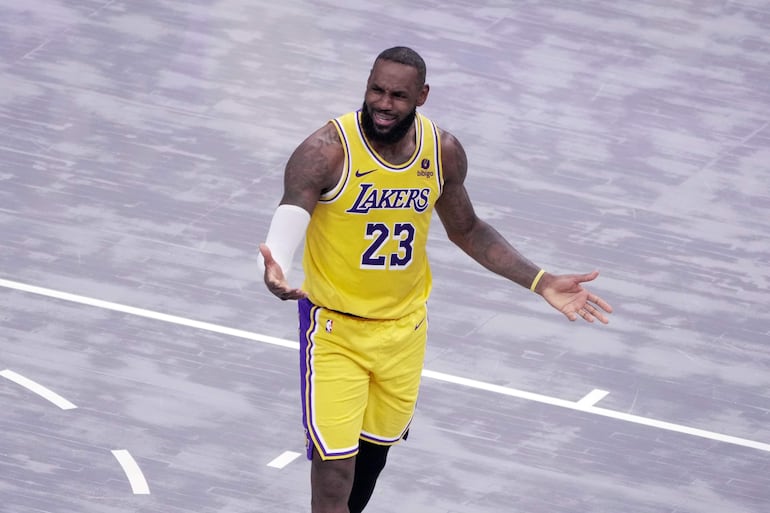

{"left": 361, "top": 59, "right": 429, "bottom": 144}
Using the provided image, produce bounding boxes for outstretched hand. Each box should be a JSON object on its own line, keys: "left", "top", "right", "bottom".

{"left": 259, "top": 243, "right": 307, "bottom": 301}
{"left": 539, "top": 270, "right": 613, "bottom": 323}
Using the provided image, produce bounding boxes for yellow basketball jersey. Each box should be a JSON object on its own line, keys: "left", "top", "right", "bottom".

{"left": 302, "top": 110, "right": 444, "bottom": 320}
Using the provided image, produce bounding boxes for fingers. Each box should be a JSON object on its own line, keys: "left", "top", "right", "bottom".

{"left": 572, "top": 306, "right": 594, "bottom": 323}
{"left": 274, "top": 287, "right": 308, "bottom": 301}
{"left": 259, "top": 243, "right": 274, "bottom": 264}
{"left": 260, "top": 242, "right": 305, "bottom": 300}
{"left": 584, "top": 302, "right": 608, "bottom": 324}
{"left": 265, "top": 276, "right": 307, "bottom": 301}
{"left": 567, "top": 296, "right": 611, "bottom": 324}
{"left": 260, "top": 242, "right": 286, "bottom": 281}
{"left": 585, "top": 301, "right": 610, "bottom": 323}
{"left": 567, "top": 306, "right": 603, "bottom": 324}
{"left": 587, "top": 292, "right": 613, "bottom": 314}
{"left": 575, "top": 270, "right": 600, "bottom": 283}
{"left": 551, "top": 271, "right": 612, "bottom": 324}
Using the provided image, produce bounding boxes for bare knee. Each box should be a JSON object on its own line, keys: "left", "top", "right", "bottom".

{"left": 311, "top": 452, "right": 356, "bottom": 513}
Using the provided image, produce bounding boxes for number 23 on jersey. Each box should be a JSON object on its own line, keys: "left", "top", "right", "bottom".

{"left": 361, "top": 222, "right": 416, "bottom": 270}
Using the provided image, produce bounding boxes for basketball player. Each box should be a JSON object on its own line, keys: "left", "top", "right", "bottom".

{"left": 259, "top": 46, "right": 613, "bottom": 513}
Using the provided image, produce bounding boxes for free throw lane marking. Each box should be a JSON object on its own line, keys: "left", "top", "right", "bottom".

{"left": 111, "top": 450, "right": 150, "bottom": 495}
{"left": 267, "top": 451, "right": 301, "bottom": 469}
{"left": 577, "top": 389, "right": 610, "bottom": 408}
{"left": 1, "top": 277, "right": 769, "bottom": 454}
{"left": 0, "top": 369, "right": 77, "bottom": 410}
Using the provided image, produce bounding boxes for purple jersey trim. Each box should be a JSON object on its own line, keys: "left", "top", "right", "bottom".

{"left": 298, "top": 298, "right": 315, "bottom": 460}
{"left": 299, "top": 298, "right": 360, "bottom": 461}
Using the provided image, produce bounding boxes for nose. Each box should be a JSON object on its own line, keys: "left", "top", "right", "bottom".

{"left": 375, "top": 93, "right": 393, "bottom": 111}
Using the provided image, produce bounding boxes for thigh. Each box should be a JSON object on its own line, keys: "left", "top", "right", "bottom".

{"left": 361, "top": 306, "right": 428, "bottom": 445}
{"left": 299, "top": 299, "right": 372, "bottom": 460}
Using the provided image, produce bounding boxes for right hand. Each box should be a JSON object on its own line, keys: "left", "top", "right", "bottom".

{"left": 259, "top": 243, "right": 308, "bottom": 301}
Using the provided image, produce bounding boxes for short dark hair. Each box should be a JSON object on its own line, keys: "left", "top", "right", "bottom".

{"left": 375, "top": 46, "right": 426, "bottom": 85}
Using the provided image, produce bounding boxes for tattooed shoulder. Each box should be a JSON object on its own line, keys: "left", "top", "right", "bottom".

{"left": 438, "top": 128, "right": 468, "bottom": 185}
{"left": 282, "top": 123, "right": 344, "bottom": 206}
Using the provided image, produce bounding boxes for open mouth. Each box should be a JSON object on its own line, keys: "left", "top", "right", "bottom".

{"left": 373, "top": 111, "right": 396, "bottom": 129}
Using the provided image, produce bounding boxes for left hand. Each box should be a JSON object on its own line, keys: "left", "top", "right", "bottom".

{"left": 537, "top": 270, "right": 613, "bottom": 323}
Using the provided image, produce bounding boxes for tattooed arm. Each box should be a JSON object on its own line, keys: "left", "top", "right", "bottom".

{"left": 434, "top": 129, "right": 612, "bottom": 323}
{"left": 259, "top": 122, "right": 344, "bottom": 300}
{"left": 435, "top": 130, "right": 543, "bottom": 288}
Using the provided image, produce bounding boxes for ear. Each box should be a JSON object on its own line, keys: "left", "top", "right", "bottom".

{"left": 416, "top": 83, "right": 430, "bottom": 107}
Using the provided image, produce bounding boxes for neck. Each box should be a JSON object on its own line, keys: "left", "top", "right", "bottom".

{"left": 368, "top": 122, "right": 417, "bottom": 165}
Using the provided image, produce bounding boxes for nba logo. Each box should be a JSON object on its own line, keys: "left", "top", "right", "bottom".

{"left": 421, "top": 158, "right": 430, "bottom": 169}
{"left": 325, "top": 319, "right": 333, "bottom": 333}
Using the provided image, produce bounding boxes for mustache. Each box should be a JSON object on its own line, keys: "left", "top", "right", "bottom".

{"left": 360, "top": 101, "right": 416, "bottom": 144}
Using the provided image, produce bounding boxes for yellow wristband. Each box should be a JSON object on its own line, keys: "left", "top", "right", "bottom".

{"left": 529, "top": 269, "right": 546, "bottom": 292}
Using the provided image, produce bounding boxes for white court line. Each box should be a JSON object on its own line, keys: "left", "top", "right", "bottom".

{"left": 421, "top": 371, "right": 770, "bottom": 453}
{"left": 267, "top": 450, "right": 301, "bottom": 469}
{"left": 1, "top": 277, "right": 769, "bottom": 454}
{"left": 0, "top": 369, "right": 77, "bottom": 410}
{"left": 111, "top": 449, "right": 150, "bottom": 495}
{"left": 577, "top": 388, "right": 610, "bottom": 407}
{"left": 0, "top": 278, "right": 297, "bottom": 350}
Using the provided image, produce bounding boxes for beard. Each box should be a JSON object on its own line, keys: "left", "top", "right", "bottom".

{"left": 360, "top": 101, "right": 416, "bottom": 145}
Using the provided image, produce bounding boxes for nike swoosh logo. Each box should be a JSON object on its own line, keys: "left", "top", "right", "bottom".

{"left": 414, "top": 317, "right": 426, "bottom": 331}
{"left": 355, "top": 168, "right": 377, "bottom": 177}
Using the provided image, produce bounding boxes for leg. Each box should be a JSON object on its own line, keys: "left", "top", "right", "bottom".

{"left": 299, "top": 299, "right": 370, "bottom": 462}
{"left": 311, "top": 452, "right": 356, "bottom": 513}
{"left": 352, "top": 308, "right": 427, "bottom": 511}
{"left": 348, "top": 440, "right": 390, "bottom": 513}
{"left": 299, "top": 300, "right": 375, "bottom": 511}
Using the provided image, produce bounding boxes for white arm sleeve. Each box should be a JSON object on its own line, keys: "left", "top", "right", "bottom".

{"left": 258, "top": 204, "right": 311, "bottom": 279}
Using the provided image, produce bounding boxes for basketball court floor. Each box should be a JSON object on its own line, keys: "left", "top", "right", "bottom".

{"left": 1, "top": 1, "right": 769, "bottom": 512}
